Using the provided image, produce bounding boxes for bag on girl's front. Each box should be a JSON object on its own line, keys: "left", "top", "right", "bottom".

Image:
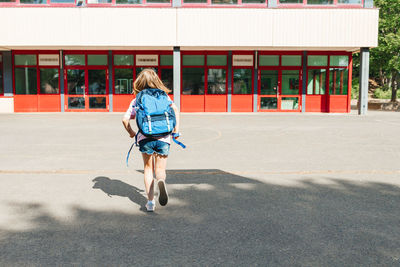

{"left": 134, "top": 88, "right": 176, "bottom": 137}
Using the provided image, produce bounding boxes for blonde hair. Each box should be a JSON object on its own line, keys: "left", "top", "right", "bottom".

{"left": 132, "top": 68, "right": 171, "bottom": 95}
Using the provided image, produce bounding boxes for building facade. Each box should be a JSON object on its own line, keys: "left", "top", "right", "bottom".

{"left": 0, "top": 0, "right": 378, "bottom": 113}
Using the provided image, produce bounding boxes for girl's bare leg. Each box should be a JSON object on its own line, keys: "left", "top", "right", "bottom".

{"left": 154, "top": 154, "right": 168, "bottom": 182}
{"left": 142, "top": 153, "right": 155, "bottom": 201}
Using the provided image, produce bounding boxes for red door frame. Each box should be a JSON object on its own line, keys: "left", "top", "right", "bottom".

{"left": 305, "top": 51, "right": 352, "bottom": 113}
{"left": 257, "top": 51, "right": 302, "bottom": 112}
{"left": 13, "top": 50, "right": 61, "bottom": 112}
{"left": 181, "top": 51, "right": 228, "bottom": 112}
{"left": 231, "top": 51, "right": 254, "bottom": 112}
{"left": 64, "top": 51, "right": 109, "bottom": 112}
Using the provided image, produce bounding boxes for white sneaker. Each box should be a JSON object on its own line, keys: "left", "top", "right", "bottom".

{"left": 145, "top": 200, "right": 155, "bottom": 212}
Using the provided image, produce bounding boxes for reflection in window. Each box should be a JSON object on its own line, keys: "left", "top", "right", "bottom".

{"left": 87, "top": 0, "right": 111, "bottom": 3}
{"left": 338, "top": 0, "right": 361, "bottom": 3}
{"left": 233, "top": 69, "right": 252, "bottom": 94}
{"left": 147, "top": 0, "right": 170, "bottom": 3}
{"left": 20, "top": 0, "right": 46, "bottom": 3}
{"left": 161, "top": 69, "right": 173, "bottom": 92}
{"left": 68, "top": 97, "right": 85, "bottom": 109}
{"left": 260, "top": 97, "right": 277, "bottom": 110}
{"left": 15, "top": 68, "right": 37, "bottom": 95}
{"left": 116, "top": 0, "right": 142, "bottom": 3}
{"left": 67, "top": 69, "right": 85, "bottom": 95}
{"left": 329, "top": 68, "right": 348, "bottom": 95}
{"left": 0, "top": 0, "right": 17, "bottom": 2}
{"left": 15, "top": 55, "right": 36, "bottom": 66}
{"left": 40, "top": 68, "right": 59, "bottom": 94}
{"left": 242, "top": 0, "right": 265, "bottom": 3}
{"left": 88, "top": 55, "right": 107, "bottom": 66}
{"left": 114, "top": 69, "right": 133, "bottom": 94}
{"left": 279, "top": 0, "right": 302, "bottom": 3}
{"left": 182, "top": 68, "right": 204, "bottom": 95}
{"left": 281, "top": 97, "right": 299, "bottom": 110}
{"left": 260, "top": 70, "right": 278, "bottom": 95}
{"left": 114, "top": 55, "right": 134, "bottom": 65}
{"left": 207, "top": 69, "right": 226, "bottom": 95}
{"left": 183, "top": 0, "right": 207, "bottom": 3}
{"left": 281, "top": 70, "right": 299, "bottom": 95}
{"left": 307, "top": 0, "right": 333, "bottom": 4}
{"left": 50, "top": 0, "right": 75, "bottom": 3}
{"left": 307, "top": 69, "right": 326, "bottom": 95}
{"left": 65, "top": 55, "right": 85, "bottom": 66}
{"left": 88, "top": 69, "right": 106, "bottom": 95}
{"left": 89, "top": 97, "right": 107, "bottom": 109}
{"left": 212, "top": 0, "right": 237, "bottom": 3}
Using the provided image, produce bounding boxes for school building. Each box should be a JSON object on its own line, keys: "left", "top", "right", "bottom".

{"left": 0, "top": 0, "right": 378, "bottom": 113}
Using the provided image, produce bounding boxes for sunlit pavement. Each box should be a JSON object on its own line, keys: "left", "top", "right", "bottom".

{"left": 0, "top": 111, "right": 399, "bottom": 266}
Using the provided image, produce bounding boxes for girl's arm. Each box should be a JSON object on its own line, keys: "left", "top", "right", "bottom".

{"left": 171, "top": 103, "right": 180, "bottom": 136}
{"left": 122, "top": 118, "right": 136, "bottom": 138}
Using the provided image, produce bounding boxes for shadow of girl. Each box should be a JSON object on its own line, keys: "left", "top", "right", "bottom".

{"left": 92, "top": 176, "right": 147, "bottom": 208}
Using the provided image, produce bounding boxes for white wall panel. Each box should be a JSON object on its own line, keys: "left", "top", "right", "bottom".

{"left": 0, "top": 8, "right": 176, "bottom": 48}
{"left": 0, "top": 8, "right": 378, "bottom": 50}
{"left": 0, "top": 98, "right": 14, "bottom": 113}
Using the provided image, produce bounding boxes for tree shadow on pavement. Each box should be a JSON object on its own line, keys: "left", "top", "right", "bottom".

{"left": 1, "top": 170, "right": 400, "bottom": 266}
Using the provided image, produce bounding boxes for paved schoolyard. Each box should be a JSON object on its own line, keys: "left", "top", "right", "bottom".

{"left": 0, "top": 111, "right": 399, "bottom": 266}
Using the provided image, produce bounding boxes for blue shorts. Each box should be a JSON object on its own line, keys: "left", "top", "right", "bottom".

{"left": 139, "top": 138, "right": 170, "bottom": 156}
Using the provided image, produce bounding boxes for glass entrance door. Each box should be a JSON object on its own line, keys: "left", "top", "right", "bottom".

{"left": 258, "top": 69, "right": 301, "bottom": 112}
{"left": 64, "top": 53, "right": 109, "bottom": 112}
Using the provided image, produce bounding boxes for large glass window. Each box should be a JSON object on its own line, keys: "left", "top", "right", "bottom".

{"left": 87, "top": 0, "right": 112, "bottom": 3}
{"left": 50, "top": 0, "right": 75, "bottom": 3}
{"left": 183, "top": 55, "right": 204, "bottom": 66}
{"left": 259, "top": 55, "right": 279, "bottom": 66}
{"left": 282, "top": 56, "right": 302, "bottom": 66}
{"left": 211, "top": 0, "right": 238, "bottom": 4}
{"left": 307, "top": 69, "right": 326, "bottom": 95}
{"left": 161, "top": 68, "right": 173, "bottom": 92}
{"left": 279, "top": 0, "right": 302, "bottom": 3}
{"left": 337, "top": 0, "right": 361, "bottom": 3}
{"left": 114, "top": 69, "right": 133, "bottom": 94}
{"left": 114, "top": 55, "right": 134, "bottom": 66}
{"left": 260, "top": 70, "right": 278, "bottom": 95}
{"left": 15, "top": 55, "right": 36, "bottom": 66}
{"left": 233, "top": 69, "right": 252, "bottom": 94}
{"left": 207, "top": 69, "right": 226, "bottom": 95}
{"left": 116, "top": 0, "right": 142, "bottom": 3}
{"left": 65, "top": 55, "right": 85, "bottom": 66}
{"left": 329, "top": 68, "right": 348, "bottom": 95}
{"left": 183, "top": 0, "right": 207, "bottom": 3}
{"left": 330, "top": 55, "right": 349, "bottom": 67}
{"left": 281, "top": 70, "right": 300, "bottom": 95}
{"left": 15, "top": 68, "right": 37, "bottom": 95}
{"left": 88, "top": 55, "right": 107, "bottom": 66}
{"left": 307, "top": 0, "right": 333, "bottom": 4}
{"left": 88, "top": 69, "right": 106, "bottom": 95}
{"left": 242, "top": 0, "right": 265, "bottom": 3}
{"left": 0, "top": 0, "right": 17, "bottom": 2}
{"left": 20, "top": 0, "right": 46, "bottom": 3}
{"left": 308, "top": 55, "right": 328, "bottom": 66}
{"left": 40, "top": 68, "right": 59, "bottom": 94}
{"left": 182, "top": 68, "right": 204, "bottom": 95}
{"left": 67, "top": 69, "right": 85, "bottom": 95}
{"left": 207, "top": 55, "right": 227, "bottom": 66}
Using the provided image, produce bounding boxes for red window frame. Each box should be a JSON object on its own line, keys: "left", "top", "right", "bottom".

{"left": 181, "top": 0, "right": 267, "bottom": 8}
{"left": 13, "top": 50, "right": 61, "bottom": 96}
{"left": 63, "top": 50, "right": 109, "bottom": 112}
{"left": 180, "top": 51, "right": 228, "bottom": 112}
{"left": 231, "top": 51, "right": 254, "bottom": 112}
{"left": 257, "top": 51, "right": 303, "bottom": 112}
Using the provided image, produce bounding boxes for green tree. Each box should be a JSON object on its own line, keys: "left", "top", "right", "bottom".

{"left": 371, "top": 0, "right": 400, "bottom": 102}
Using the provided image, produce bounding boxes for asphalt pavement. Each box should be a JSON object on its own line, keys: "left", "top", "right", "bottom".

{"left": 0, "top": 111, "right": 399, "bottom": 266}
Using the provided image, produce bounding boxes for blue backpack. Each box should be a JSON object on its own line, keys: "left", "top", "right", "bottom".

{"left": 135, "top": 88, "right": 176, "bottom": 138}
{"left": 125, "top": 88, "right": 186, "bottom": 166}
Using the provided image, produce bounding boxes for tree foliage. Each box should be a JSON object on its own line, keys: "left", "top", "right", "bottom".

{"left": 370, "top": 0, "right": 400, "bottom": 101}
